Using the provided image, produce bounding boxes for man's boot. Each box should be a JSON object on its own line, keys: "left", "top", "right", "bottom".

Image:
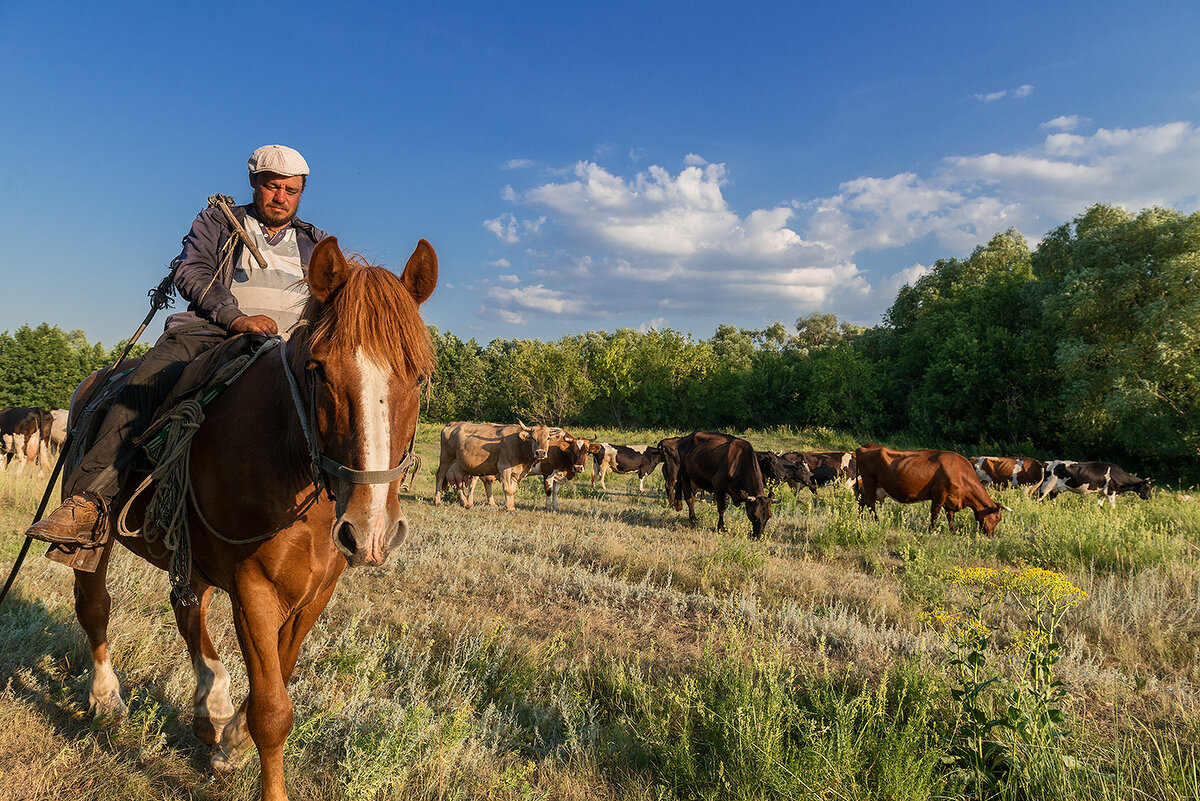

{"left": 25, "top": 493, "right": 107, "bottom": 547}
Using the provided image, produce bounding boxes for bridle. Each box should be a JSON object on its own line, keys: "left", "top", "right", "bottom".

{"left": 278, "top": 333, "right": 416, "bottom": 501}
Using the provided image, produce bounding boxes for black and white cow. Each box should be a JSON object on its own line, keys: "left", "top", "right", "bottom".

{"left": 590, "top": 443, "right": 664, "bottom": 492}
{"left": 1036, "top": 460, "right": 1152, "bottom": 507}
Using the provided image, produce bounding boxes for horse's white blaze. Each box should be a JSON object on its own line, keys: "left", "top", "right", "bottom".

{"left": 356, "top": 347, "right": 393, "bottom": 560}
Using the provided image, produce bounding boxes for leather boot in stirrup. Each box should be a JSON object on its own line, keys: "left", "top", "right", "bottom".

{"left": 25, "top": 493, "right": 107, "bottom": 547}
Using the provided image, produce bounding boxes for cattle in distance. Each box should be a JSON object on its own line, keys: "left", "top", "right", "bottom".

{"left": 667, "top": 430, "right": 775, "bottom": 539}
{"left": 434, "top": 421, "right": 558, "bottom": 510}
{"left": 855, "top": 444, "right": 1008, "bottom": 536}
{"left": 590, "top": 443, "right": 664, "bottom": 492}
{"left": 1036, "top": 460, "right": 1152, "bottom": 507}
{"left": 971, "top": 456, "right": 1047, "bottom": 496}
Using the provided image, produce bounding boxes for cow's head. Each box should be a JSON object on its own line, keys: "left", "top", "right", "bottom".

{"left": 520, "top": 424, "right": 551, "bottom": 461}
{"left": 740, "top": 491, "right": 773, "bottom": 539}
{"left": 563, "top": 434, "right": 591, "bottom": 472}
{"left": 782, "top": 453, "right": 815, "bottom": 489}
{"left": 643, "top": 446, "right": 664, "bottom": 469}
{"left": 974, "top": 505, "right": 1004, "bottom": 537}
{"left": 1136, "top": 479, "right": 1153, "bottom": 500}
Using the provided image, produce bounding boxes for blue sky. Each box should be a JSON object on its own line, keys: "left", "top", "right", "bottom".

{"left": 3, "top": 1, "right": 1199, "bottom": 347}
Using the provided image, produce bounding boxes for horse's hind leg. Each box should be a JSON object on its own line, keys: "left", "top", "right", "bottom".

{"left": 174, "top": 582, "right": 235, "bottom": 746}
{"left": 73, "top": 544, "right": 126, "bottom": 719}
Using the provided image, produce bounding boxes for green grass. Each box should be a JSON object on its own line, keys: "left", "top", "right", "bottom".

{"left": 1, "top": 423, "right": 1199, "bottom": 799}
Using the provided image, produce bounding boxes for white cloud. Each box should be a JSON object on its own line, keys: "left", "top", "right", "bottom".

{"left": 497, "top": 274, "right": 519, "bottom": 284}
{"left": 488, "top": 258, "right": 511, "bottom": 268}
{"left": 1041, "top": 115, "right": 1085, "bottom": 131}
{"left": 973, "top": 84, "right": 1033, "bottom": 102}
{"left": 503, "top": 158, "right": 535, "bottom": 170}
{"left": 484, "top": 121, "right": 1200, "bottom": 330}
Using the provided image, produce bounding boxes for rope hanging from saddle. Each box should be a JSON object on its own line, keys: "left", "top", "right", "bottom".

{"left": 118, "top": 338, "right": 283, "bottom": 605}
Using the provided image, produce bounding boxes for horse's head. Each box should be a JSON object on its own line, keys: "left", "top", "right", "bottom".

{"left": 297, "top": 236, "right": 436, "bottom": 567}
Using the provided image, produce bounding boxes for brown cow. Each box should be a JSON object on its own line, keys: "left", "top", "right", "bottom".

{"left": 442, "top": 461, "right": 496, "bottom": 506}
{"left": 672, "top": 430, "right": 774, "bottom": 539}
{"left": 855, "top": 445, "right": 1008, "bottom": 536}
{"left": 434, "top": 421, "right": 556, "bottom": 510}
{"left": 526, "top": 435, "right": 592, "bottom": 510}
{"left": 971, "top": 456, "right": 1046, "bottom": 496}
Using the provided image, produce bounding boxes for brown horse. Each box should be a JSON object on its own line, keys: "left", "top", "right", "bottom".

{"left": 70, "top": 236, "right": 436, "bottom": 801}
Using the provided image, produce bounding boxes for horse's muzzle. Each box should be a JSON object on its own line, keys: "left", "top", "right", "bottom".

{"left": 332, "top": 515, "right": 408, "bottom": 567}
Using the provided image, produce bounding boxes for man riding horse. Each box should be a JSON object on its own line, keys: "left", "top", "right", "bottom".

{"left": 27, "top": 144, "right": 328, "bottom": 548}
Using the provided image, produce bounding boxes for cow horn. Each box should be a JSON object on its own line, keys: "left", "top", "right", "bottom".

{"left": 1000, "top": 504, "right": 1013, "bottom": 512}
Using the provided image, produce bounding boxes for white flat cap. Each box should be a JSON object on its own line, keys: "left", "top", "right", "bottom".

{"left": 247, "top": 144, "right": 310, "bottom": 177}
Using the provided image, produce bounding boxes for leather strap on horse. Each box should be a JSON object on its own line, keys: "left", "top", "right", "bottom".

{"left": 117, "top": 338, "right": 283, "bottom": 606}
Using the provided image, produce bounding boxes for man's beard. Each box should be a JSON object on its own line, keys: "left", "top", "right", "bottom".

{"left": 258, "top": 205, "right": 296, "bottom": 227}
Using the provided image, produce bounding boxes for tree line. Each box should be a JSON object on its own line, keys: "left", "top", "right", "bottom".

{"left": 5, "top": 204, "right": 1197, "bottom": 483}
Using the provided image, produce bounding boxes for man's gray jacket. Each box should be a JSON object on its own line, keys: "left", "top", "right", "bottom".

{"left": 164, "top": 202, "right": 327, "bottom": 331}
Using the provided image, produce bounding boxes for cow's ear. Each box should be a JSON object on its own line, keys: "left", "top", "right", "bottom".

{"left": 519, "top": 431, "right": 529, "bottom": 441}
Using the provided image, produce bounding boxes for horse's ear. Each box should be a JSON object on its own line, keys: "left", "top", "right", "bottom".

{"left": 401, "top": 239, "right": 438, "bottom": 305}
{"left": 309, "top": 236, "right": 349, "bottom": 302}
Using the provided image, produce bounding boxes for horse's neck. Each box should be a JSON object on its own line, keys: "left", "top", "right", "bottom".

{"left": 216, "top": 348, "right": 311, "bottom": 481}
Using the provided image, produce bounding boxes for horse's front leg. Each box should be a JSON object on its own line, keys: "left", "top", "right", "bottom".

{"left": 73, "top": 543, "right": 125, "bottom": 719}
{"left": 214, "top": 589, "right": 294, "bottom": 801}
{"left": 174, "top": 582, "right": 234, "bottom": 746}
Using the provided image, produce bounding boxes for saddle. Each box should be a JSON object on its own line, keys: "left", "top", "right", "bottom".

{"left": 45, "top": 333, "right": 277, "bottom": 573}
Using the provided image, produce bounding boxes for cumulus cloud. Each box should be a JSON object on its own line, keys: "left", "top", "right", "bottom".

{"left": 488, "top": 258, "right": 511, "bottom": 268}
{"left": 503, "top": 158, "right": 536, "bottom": 170}
{"left": 482, "top": 120, "right": 1200, "bottom": 331}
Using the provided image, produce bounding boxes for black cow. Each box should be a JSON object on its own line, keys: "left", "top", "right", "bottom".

{"left": 591, "top": 443, "right": 664, "bottom": 492}
{"left": 788, "top": 451, "right": 857, "bottom": 495}
{"left": 670, "top": 430, "right": 774, "bottom": 539}
{"left": 757, "top": 450, "right": 814, "bottom": 492}
{"left": 1036, "top": 460, "right": 1152, "bottom": 507}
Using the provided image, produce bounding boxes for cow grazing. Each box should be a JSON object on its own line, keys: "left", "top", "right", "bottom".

{"left": 591, "top": 443, "right": 664, "bottom": 492}
{"left": 757, "top": 451, "right": 814, "bottom": 493}
{"left": 971, "top": 456, "right": 1046, "bottom": 496}
{"left": 789, "top": 451, "right": 855, "bottom": 494}
{"left": 434, "top": 421, "right": 557, "bottom": 510}
{"left": 49, "top": 409, "right": 69, "bottom": 455}
{"left": 671, "top": 430, "right": 774, "bottom": 539}
{"left": 657, "top": 436, "right": 683, "bottom": 507}
{"left": 527, "top": 435, "right": 593, "bottom": 510}
{"left": 0, "top": 406, "right": 52, "bottom": 473}
{"left": 1036, "top": 460, "right": 1152, "bottom": 507}
{"left": 855, "top": 445, "right": 1008, "bottom": 536}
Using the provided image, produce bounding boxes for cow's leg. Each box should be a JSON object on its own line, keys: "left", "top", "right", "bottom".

{"left": 715, "top": 492, "right": 728, "bottom": 531}
{"left": 637, "top": 471, "right": 646, "bottom": 493}
{"left": 681, "top": 474, "right": 697, "bottom": 524}
{"left": 599, "top": 465, "right": 609, "bottom": 491}
{"left": 174, "top": 582, "right": 234, "bottom": 745}
{"left": 462, "top": 475, "right": 476, "bottom": 508}
{"left": 433, "top": 459, "right": 450, "bottom": 506}
{"left": 73, "top": 544, "right": 126, "bottom": 720}
{"left": 501, "top": 468, "right": 518, "bottom": 511}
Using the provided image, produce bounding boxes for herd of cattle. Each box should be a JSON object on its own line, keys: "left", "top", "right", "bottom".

{"left": 432, "top": 422, "right": 1157, "bottom": 538}
{"left": 0, "top": 406, "right": 67, "bottom": 473}
{"left": 0, "top": 409, "right": 1158, "bottom": 540}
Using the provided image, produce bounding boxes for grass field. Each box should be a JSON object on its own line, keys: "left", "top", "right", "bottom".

{"left": 1, "top": 423, "right": 1198, "bottom": 800}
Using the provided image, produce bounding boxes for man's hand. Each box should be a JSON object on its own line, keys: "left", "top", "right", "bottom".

{"left": 229, "top": 314, "right": 279, "bottom": 335}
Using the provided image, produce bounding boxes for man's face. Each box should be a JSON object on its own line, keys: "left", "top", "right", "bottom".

{"left": 252, "top": 172, "right": 305, "bottom": 227}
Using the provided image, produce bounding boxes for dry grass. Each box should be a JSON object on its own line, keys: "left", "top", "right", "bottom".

{"left": 1, "top": 423, "right": 1199, "bottom": 799}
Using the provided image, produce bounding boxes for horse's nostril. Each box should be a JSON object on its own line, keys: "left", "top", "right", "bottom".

{"left": 335, "top": 520, "right": 357, "bottom": 554}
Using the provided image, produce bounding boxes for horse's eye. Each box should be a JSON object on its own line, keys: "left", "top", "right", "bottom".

{"left": 306, "top": 360, "right": 328, "bottom": 383}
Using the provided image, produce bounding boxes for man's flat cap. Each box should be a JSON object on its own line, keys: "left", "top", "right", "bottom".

{"left": 247, "top": 144, "right": 310, "bottom": 177}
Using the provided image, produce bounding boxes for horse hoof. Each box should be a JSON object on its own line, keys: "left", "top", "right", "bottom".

{"left": 89, "top": 690, "right": 127, "bottom": 722}
{"left": 211, "top": 742, "right": 249, "bottom": 773}
{"left": 193, "top": 714, "right": 232, "bottom": 746}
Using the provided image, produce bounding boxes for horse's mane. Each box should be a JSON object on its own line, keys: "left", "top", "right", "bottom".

{"left": 299, "top": 256, "right": 434, "bottom": 381}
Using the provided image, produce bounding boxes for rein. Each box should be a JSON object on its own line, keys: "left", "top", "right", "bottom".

{"left": 277, "top": 331, "right": 416, "bottom": 501}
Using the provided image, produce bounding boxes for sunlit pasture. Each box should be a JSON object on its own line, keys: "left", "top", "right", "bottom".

{"left": 1, "top": 424, "right": 1197, "bottom": 800}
